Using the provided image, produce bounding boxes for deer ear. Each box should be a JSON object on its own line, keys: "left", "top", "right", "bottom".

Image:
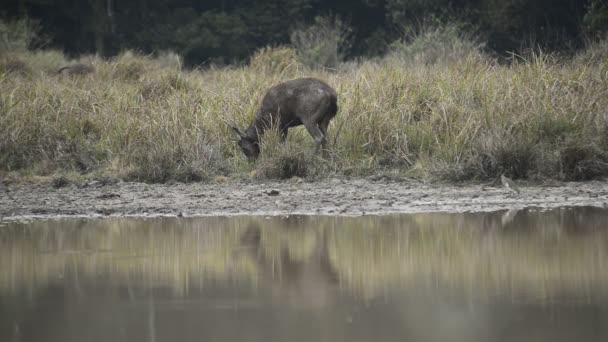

{"left": 231, "top": 127, "right": 244, "bottom": 139}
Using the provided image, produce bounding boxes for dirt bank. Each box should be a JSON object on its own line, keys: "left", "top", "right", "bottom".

{"left": 1, "top": 178, "right": 608, "bottom": 221}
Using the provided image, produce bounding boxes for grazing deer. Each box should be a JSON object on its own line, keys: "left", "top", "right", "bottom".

{"left": 232, "top": 77, "right": 338, "bottom": 160}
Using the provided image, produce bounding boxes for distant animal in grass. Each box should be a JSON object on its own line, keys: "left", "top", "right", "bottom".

{"left": 501, "top": 174, "right": 520, "bottom": 194}
{"left": 57, "top": 63, "right": 94, "bottom": 76}
{"left": 232, "top": 77, "right": 338, "bottom": 160}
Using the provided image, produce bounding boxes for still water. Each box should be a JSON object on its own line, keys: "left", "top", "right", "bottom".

{"left": 1, "top": 207, "right": 608, "bottom": 342}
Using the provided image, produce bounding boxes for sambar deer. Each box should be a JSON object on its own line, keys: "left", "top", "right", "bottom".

{"left": 232, "top": 77, "right": 338, "bottom": 160}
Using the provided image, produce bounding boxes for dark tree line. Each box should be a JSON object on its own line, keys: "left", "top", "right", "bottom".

{"left": 2, "top": 0, "right": 607, "bottom": 65}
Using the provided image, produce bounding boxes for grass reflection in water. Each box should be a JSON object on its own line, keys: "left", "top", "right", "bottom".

{"left": 1, "top": 207, "right": 607, "bottom": 303}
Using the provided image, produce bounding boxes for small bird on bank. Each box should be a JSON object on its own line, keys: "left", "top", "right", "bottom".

{"left": 501, "top": 174, "right": 520, "bottom": 194}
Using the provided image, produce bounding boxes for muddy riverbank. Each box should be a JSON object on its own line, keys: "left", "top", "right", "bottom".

{"left": 1, "top": 178, "right": 608, "bottom": 221}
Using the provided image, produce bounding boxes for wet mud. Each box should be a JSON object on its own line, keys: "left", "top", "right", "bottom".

{"left": 1, "top": 178, "right": 608, "bottom": 221}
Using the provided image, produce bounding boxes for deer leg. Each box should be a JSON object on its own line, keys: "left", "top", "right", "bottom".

{"left": 303, "top": 121, "right": 326, "bottom": 154}
{"left": 279, "top": 127, "right": 288, "bottom": 143}
{"left": 318, "top": 117, "right": 331, "bottom": 149}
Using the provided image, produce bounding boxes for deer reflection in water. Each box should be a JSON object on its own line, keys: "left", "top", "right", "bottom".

{"left": 236, "top": 218, "right": 339, "bottom": 309}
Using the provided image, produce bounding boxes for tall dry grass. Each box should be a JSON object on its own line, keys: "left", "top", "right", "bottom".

{"left": 1, "top": 30, "right": 608, "bottom": 183}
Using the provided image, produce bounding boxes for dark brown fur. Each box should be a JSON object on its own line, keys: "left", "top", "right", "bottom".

{"left": 232, "top": 77, "right": 338, "bottom": 160}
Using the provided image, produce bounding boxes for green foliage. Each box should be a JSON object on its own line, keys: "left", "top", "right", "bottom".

{"left": 290, "top": 16, "right": 352, "bottom": 69}
{"left": 130, "top": 9, "right": 250, "bottom": 65}
{"left": 479, "top": 0, "right": 586, "bottom": 51}
{"left": 238, "top": 0, "right": 316, "bottom": 46}
{"left": 176, "top": 11, "right": 249, "bottom": 65}
{"left": 584, "top": 0, "right": 608, "bottom": 36}
{"left": 575, "top": 38, "right": 608, "bottom": 65}
{"left": 0, "top": 18, "right": 45, "bottom": 55}
{"left": 385, "top": 0, "right": 454, "bottom": 25}
{"left": 386, "top": 0, "right": 588, "bottom": 53}
{"left": 388, "top": 22, "right": 485, "bottom": 65}
{"left": 1, "top": 0, "right": 596, "bottom": 63}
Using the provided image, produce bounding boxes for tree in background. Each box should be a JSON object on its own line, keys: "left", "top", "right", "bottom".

{"left": 477, "top": 0, "right": 587, "bottom": 51}
{"left": 290, "top": 16, "right": 352, "bottom": 69}
{"left": 584, "top": 0, "right": 608, "bottom": 37}
{"left": 0, "top": 0, "right": 602, "bottom": 64}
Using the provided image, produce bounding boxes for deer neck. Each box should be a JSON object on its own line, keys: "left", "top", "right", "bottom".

{"left": 244, "top": 116, "right": 268, "bottom": 142}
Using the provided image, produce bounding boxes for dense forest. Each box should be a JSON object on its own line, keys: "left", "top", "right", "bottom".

{"left": 2, "top": 0, "right": 608, "bottom": 65}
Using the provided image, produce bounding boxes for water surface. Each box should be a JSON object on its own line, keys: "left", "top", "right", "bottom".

{"left": 1, "top": 207, "right": 608, "bottom": 342}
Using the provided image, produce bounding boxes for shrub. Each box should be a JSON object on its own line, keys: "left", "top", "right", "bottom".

{"left": 249, "top": 46, "right": 301, "bottom": 75}
{"left": 125, "top": 137, "right": 227, "bottom": 183}
{"left": 254, "top": 129, "right": 310, "bottom": 179}
{"left": 290, "top": 16, "right": 352, "bottom": 70}
{"left": 154, "top": 50, "right": 183, "bottom": 71}
{"left": 574, "top": 37, "right": 608, "bottom": 65}
{"left": 584, "top": 0, "right": 608, "bottom": 36}
{"left": 559, "top": 144, "right": 608, "bottom": 181}
{"left": 459, "top": 131, "right": 535, "bottom": 181}
{"left": 0, "top": 18, "right": 46, "bottom": 55}
{"left": 111, "top": 51, "right": 150, "bottom": 81}
{"left": 139, "top": 70, "right": 191, "bottom": 100}
{"left": 51, "top": 175, "right": 69, "bottom": 188}
{"left": 0, "top": 56, "right": 30, "bottom": 75}
{"left": 387, "top": 22, "right": 485, "bottom": 65}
